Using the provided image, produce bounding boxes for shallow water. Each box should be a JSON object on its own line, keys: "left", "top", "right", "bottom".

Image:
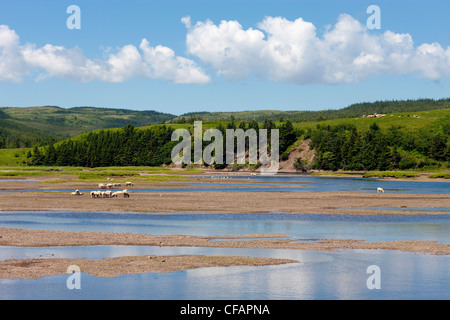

{"left": 1, "top": 211, "right": 449, "bottom": 243}
{"left": 0, "top": 246, "right": 448, "bottom": 300}
{"left": 194, "top": 175, "right": 450, "bottom": 194}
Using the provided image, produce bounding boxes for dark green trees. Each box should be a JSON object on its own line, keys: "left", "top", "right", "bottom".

{"left": 307, "top": 121, "right": 449, "bottom": 171}
{"left": 31, "top": 125, "right": 176, "bottom": 167}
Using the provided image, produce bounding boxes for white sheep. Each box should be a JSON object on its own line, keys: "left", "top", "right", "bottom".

{"left": 377, "top": 187, "right": 385, "bottom": 193}
{"left": 107, "top": 183, "right": 114, "bottom": 189}
{"left": 103, "top": 190, "right": 112, "bottom": 198}
{"left": 126, "top": 182, "right": 134, "bottom": 187}
{"left": 90, "top": 191, "right": 102, "bottom": 198}
{"left": 113, "top": 183, "right": 121, "bottom": 187}
{"left": 99, "top": 183, "right": 107, "bottom": 189}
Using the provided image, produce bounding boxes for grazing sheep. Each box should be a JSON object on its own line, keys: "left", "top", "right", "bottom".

{"left": 99, "top": 183, "right": 107, "bottom": 189}
{"left": 113, "top": 183, "right": 121, "bottom": 187}
{"left": 126, "top": 182, "right": 134, "bottom": 187}
{"left": 107, "top": 183, "right": 114, "bottom": 189}
{"left": 90, "top": 191, "right": 102, "bottom": 198}
{"left": 103, "top": 190, "right": 112, "bottom": 198}
{"left": 111, "top": 191, "right": 121, "bottom": 198}
{"left": 377, "top": 187, "right": 385, "bottom": 193}
{"left": 123, "top": 191, "right": 130, "bottom": 198}
{"left": 71, "top": 189, "right": 83, "bottom": 196}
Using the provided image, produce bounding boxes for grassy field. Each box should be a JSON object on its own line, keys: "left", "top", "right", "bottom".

{"left": 0, "top": 165, "right": 205, "bottom": 183}
{"left": 0, "top": 148, "right": 32, "bottom": 166}
{"left": 293, "top": 108, "right": 450, "bottom": 132}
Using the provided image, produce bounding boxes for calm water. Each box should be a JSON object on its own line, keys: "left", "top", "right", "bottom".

{"left": 0, "top": 211, "right": 449, "bottom": 243}
{"left": 0, "top": 211, "right": 449, "bottom": 300}
{"left": 1, "top": 247, "right": 448, "bottom": 300}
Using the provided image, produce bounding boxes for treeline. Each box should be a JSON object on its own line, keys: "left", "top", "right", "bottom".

{"left": 307, "top": 122, "right": 450, "bottom": 171}
{"left": 31, "top": 125, "right": 176, "bottom": 167}
{"left": 30, "top": 120, "right": 301, "bottom": 167}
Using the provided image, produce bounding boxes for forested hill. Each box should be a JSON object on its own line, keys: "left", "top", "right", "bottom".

{"left": 2, "top": 98, "right": 450, "bottom": 149}
{"left": 0, "top": 106, "right": 176, "bottom": 148}
{"left": 30, "top": 108, "right": 449, "bottom": 170}
{"left": 172, "top": 98, "right": 450, "bottom": 123}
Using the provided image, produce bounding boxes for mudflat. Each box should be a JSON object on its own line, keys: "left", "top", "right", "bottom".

{"left": 0, "top": 187, "right": 448, "bottom": 215}
{"left": 0, "top": 227, "right": 448, "bottom": 279}
{"left": 0, "top": 254, "right": 297, "bottom": 279}
{"left": 0, "top": 228, "right": 448, "bottom": 255}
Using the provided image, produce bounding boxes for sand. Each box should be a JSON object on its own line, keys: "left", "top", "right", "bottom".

{"left": 1, "top": 228, "right": 448, "bottom": 255}
{"left": 0, "top": 175, "right": 448, "bottom": 215}
{"left": 0, "top": 255, "right": 296, "bottom": 279}
{"left": 0, "top": 227, "right": 448, "bottom": 279}
{"left": 0, "top": 188, "right": 448, "bottom": 215}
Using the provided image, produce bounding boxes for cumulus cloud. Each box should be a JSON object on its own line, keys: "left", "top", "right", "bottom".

{"left": 0, "top": 24, "right": 210, "bottom": 84}
{"left": 3, "top": 13, "right": 450, "bottom": 86}
{"left": 183, "top": 14, "right": 450, "bottom": 84}
{"left": 0, "top": 25, "right": 28, "bottom": 82}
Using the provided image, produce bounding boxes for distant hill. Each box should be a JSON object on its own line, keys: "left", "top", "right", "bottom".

{"left": 0, "top": 106, "right": 176, "bottom": 148}
{"left": 172, "top": 98, "right": 450, "bottom": 123}
{"left": 1, "top": 98, "right": 450, "bottom": 149}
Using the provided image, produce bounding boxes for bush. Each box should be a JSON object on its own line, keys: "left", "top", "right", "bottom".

{"left": 280, "top": 151, "right": 289, "bottom": 161}
{"left": 293, "top": 157, "right": 309, "bottom": 172}
{"left": 398, "top": 157, "right": 417, "bottom": 170}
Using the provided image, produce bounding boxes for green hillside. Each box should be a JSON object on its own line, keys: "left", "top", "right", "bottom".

{"left": 24, "top": 107, "right": 449, "bottom": 172}
{"left": 303, "top": 109, "right": 449, "bottom": 172}
{"left": 0, "top": 106, "right": 176, "bottom": 148}
{"left": 1, "top": 99, "right": 449, "bottom": 171}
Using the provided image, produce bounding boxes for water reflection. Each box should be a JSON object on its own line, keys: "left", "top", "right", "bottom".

{"left": 0, "top": 211, "right": 448, "bottom": 243}
{"left": 0, "top": 248, "right": 448, "bottom": 300}
{"left": 0, "top": 210, "right": 448, "bottom": 300}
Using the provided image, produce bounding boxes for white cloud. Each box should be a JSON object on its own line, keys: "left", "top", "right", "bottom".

{"left": 0, "top": 25, "right": 28, "bottom": 82}
{"left": 184, "top": 14, "right": 450, "bottom": 84}
{"left": 184, "top": 16, "right": 266, "bottom": 80}
{"left": 3, "top": 13, "right": 450, "bottom": 86}
{"left": 139, "top": 39, "right": 210, "bottom": 84}
{"left": 0, "top": 24, "right": 210, "bottom": 84}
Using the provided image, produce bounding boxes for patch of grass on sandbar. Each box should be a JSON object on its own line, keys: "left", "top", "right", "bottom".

{"left": 362, "top": 171, "right": 420, "bottom": 179}
{"left": 429, "top": 172, "right": 450, "bottom": 179}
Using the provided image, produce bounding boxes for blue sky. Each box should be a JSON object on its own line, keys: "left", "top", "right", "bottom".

{"left": 1, "top": 0, "right": 450, "bottom": 115}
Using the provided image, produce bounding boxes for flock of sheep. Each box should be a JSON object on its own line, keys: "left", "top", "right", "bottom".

{"left": 70, "top": 181, "right": 135, "bottom": 198}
